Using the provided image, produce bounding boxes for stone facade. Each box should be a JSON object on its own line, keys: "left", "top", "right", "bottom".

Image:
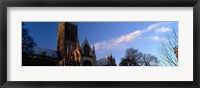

{"left": 80, "top": 39, "right": 96, "bottom": 66}
{"left": 23, "top": 22, "right": 116, "bottom": 66}
{"left": 57, "top": 22, "right": 96, "bottom": 66}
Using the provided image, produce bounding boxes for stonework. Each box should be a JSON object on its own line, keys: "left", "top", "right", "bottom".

{"left": 23, "top": 22, "right": 116, "bottom": 66}
{"left": 57, "top": 22, "right": 96, "bottom": 66}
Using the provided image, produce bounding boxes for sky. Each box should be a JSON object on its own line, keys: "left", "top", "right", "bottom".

{"left": 24, "top": 22, "right": 178, "bottom": 66}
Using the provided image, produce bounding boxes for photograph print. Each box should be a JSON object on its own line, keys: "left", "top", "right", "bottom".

{"left": 22, "top": 22, "right": 178, "bottom": 66}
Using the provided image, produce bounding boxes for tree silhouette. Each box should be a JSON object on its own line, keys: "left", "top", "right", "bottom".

{"left": 22, "top": 23, "right": 37, "bottom": 54}
{"left": 143, "top": 54, "right": 159, "bottom": 66}
{"left": 119, "top": 47, "right": 159, "bottom": 66}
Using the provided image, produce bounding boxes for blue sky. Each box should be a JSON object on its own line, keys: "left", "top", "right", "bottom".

{"left": 24, "top": 22, "right": 178, "bottom": 66}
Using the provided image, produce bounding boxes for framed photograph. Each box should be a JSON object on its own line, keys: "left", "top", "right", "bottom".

{"left": 0, "top": 0, "right": 199, "bottom": 88}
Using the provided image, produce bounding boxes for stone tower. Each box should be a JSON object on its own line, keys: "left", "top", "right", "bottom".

{"left": 57, "top": 22, "right": 81, "bottom": 66}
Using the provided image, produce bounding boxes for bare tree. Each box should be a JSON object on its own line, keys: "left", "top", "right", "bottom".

{"left": 120, "top": 48, "right": 142, "bottom": 66}
{"left": 143, "top": 54, "right": 159, "bottom": 66}
{"left": 119, "top": 47, "right": 159, "bottom": 66}
{"left": 159, "top": 28, "right": 178, "bottom": 66}
{"left": 22, "top": 22, "right": 37, "bottom": 54}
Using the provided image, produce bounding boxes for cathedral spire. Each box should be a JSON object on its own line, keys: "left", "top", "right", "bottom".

{"left": 76, "top": 39, "right": 80, "bottom": 49}
{"left": 59, "top": 22, "right": 65, "bottom": 27}
{"left": 92, "top": 45, "right": 95, "bottom": 54}
{"left": 57, "top": 22, "right": 80, "bottom": 66}
{"left": 92, "top": 45, "right": 95, "bottom": 51}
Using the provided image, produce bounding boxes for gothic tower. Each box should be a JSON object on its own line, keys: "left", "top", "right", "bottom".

{"left": 57, "top": 22, "right": 81, "bottom": 66}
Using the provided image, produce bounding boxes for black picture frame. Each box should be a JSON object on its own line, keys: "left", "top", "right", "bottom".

{"left": 0, "top": 0, "right": 199, "bottom": 88}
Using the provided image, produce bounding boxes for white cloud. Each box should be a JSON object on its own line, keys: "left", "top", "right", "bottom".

{"left": 163, "top": 38, "right": 170, "bottom": 43}
{"left": 114, "top": 30, "right": 143, "bottom": 44}
{"left": 93, "top": 30, "right": 144, "bottom": 53}
{"left": 145, "top": 22, "right": 163, "bottom": 32}
{"left": 155, "top": 27, "right": 172, "bottom": 33}
{"left": 92, "top": 22, "right": 170, "bottom": 54}
{"left": 147, "top": 36, "right": 169, "bottom": 43}
{"left": 148, "top": 36, "right": 160, "bottom": 41}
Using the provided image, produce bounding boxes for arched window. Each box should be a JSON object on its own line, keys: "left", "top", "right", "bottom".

{"left": 83, "top": 60, "right": 92, "bottom": 66}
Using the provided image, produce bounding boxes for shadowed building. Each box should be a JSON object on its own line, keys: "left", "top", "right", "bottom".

{"left": 22, "top": 46, "right": 61, "bottom": 66}
{"left": 96, "top": 54, "right": 116, "bottom": 66}
{"left": 22, "top": 22, "right": 117, "bottom": 66}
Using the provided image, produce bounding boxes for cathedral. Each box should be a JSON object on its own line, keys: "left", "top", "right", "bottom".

{"left": 57, "top": 22, "right": 96, "bottom": 66}
{"left": 22, "top": 22, "right": 116, "bottom": 66}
